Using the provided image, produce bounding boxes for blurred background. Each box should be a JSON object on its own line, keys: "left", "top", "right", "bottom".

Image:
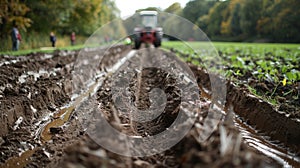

{"left": 1, "top": 0, "right": 299, "bottom": 51}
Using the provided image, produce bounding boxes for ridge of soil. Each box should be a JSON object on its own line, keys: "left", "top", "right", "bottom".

{"left": 189, "top": 64, "right": 300, "bottom": 153}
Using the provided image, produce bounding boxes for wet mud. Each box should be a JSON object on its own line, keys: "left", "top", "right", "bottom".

{"left": 0, "top": 46, "right": 298, "bottom": 167}
{"left": 189, "top": 64, "right": 300, "bottom": 152}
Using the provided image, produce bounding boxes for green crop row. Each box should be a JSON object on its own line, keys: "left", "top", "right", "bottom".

{"left": 163, "top": 41, "right": 300, "bottom": 106}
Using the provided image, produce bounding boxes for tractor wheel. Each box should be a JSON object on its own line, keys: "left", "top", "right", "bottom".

{"left": 134, "top": 37, "right": 141, "bottom": 49}
{"left": 154, "top": 35, "right": 161, "bottom": 48}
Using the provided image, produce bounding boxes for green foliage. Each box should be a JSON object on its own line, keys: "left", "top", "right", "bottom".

{"left": 0, "top": 0, "right": 31, "bottom": 35}
{"left": 240, "top": 0, "right": 262, "bottom": 37}
{"left": 163, "top": 41, "right": 300, "bottom": 106}
{"left": 181, "top": 0, "right": 300, "bottom": 42}
{"left": 24, "top": 0, "right": 119, "bottom": 35}
{"left": 182, "top": 0, "right": 216, "bottom": 23}
{"left": 0, "top": 0, "right": 120, "bottom": 51}
{"left": 164, "top": 3, "right": 182, "bottom": 15}
{"left": 206, "top": 1, "right": 229, "bottom": 37}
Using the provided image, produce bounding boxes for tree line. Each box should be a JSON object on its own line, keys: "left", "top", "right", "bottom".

{"left": 1, "top": 0, "right": 299, "bottom": 51}
{"left": 167, "top": 0, "right": 300, "bottom": 43}
{"left": 0, "top": 0, "right": 119, "bottom": 50}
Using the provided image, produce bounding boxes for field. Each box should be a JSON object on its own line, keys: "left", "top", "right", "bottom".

{"left": 0, "top": 42, "right": 299, "bottom": 168}
{"left": 164, "top": 42, "right": 300, "bottom": 109}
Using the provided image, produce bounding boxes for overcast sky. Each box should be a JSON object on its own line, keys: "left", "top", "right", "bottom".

{"left": 115, "top": 0, "right": 191, "bottom": 18}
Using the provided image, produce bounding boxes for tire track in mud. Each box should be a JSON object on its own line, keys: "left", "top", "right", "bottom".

{"left": 0, "top": 46, "right": 131, "bottom": 167}
{"left": 0, "top": 51, "right": 76, "bottom": 137}
{"left": 40, "top": 48, "right": 137, "bottom": 142}
{"left": 0, "top": 46, "right": 292, "bottom": 167}
{"left": 0, "top": 51, "right": 77, "bottom": 167}
{"left": 51, "top": 48, "right": 279, "bottom": 167}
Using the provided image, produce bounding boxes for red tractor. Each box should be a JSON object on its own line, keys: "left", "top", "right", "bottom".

{"left": 133, "top": 11, "right": 163, "bottom": 49}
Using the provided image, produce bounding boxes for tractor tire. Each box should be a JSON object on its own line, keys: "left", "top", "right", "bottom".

{"left": 135, "top": 41, "right": 141, "bottom": 49}
{"left": 134, "top": 36, "right": 141, "bottom": 49}
{"left": 154, "top": 36, "right": 161, "bottom": 48}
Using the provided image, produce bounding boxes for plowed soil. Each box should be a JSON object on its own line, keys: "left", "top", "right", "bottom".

{"left": 0, "top": 45, "right": 299, "bottom": 168}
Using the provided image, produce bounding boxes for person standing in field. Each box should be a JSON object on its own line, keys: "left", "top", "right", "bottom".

{"left": 50, "top": 32, "right": 56, "bottom": 47}
{"left": 11, "top": 26, "right": 21, "bottom": 51}
{"left": 70, "top": 32, "right": 76, "bottom": 46}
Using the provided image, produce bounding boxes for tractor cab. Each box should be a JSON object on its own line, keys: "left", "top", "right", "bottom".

{"left": 141, "top": 11, "right": 158, "bottom": 29}
{"left": 133, "top": 11, "right": 163, "bottom": 49}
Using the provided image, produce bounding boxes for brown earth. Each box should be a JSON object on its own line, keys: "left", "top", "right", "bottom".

{"left": 0, "top": 46, "right": 298, "bottom": 168}
{"left": 189, "top": 64, "right": 300, "bottom": 153}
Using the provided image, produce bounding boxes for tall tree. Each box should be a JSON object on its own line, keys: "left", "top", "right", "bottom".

{"left": 67, "top": 0, "right": 103, "bottom": 35}
{"left": 164, "top": 2, "right": 182, "bottom": 15}
{"left": 239, "top": 0, "right": 262, "bottom": 37}
{"left": 219, "top": 0, "right": 243, "bottom": 36}
{"left": 183, "top": 0, "right": 216, "bottom": 23}
{"left": 23, "top": 0, "right": 119, "bottom": 35}
{"left": 271, "top": 0, "right": 300, "bottom": 42}
{"left": 206, "top": 1, "right": 229, "bottom": 37}
{"left": 230, "top": 2, "right": 242, "bottom": 36}
{"left": 0, "top": 0, "right": 31, "bottom": 36}
{"left": 25, "top": 0, "right": 72, "bottom": 33}
{"left": 256, "top": 0, "right": 300, "bottom": 42}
